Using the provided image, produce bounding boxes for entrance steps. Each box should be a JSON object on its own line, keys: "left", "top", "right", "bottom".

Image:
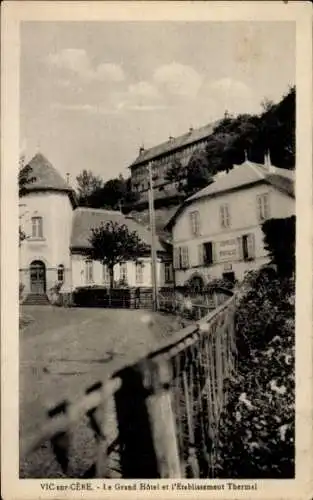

{"left": 23, "top": 293, "right": 50, "bottom": 306}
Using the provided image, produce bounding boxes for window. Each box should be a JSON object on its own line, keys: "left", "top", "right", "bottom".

{"left": 242, "top": 234, "right": 255, "bottom": 261}
{"left": 120, "top": 262, "right": 128, "bottom": 282}
{"left": 164, "top": 262, "right": 173, "bottom": 283}
{"left": 102, "top": 264, "right": 110, "bottom": 284}
{"left": 203, "top": 242, "right": 214, "bottom": 265}
{"left": 57, "top": 264, "right": 64, "bottom": 282}
{"left": 136, "top": 262, "right": 144, "bottom": 284}
{"left": 257, "top": 193, "right": 270, "bottom": 222}
{"left": 31, "top": 216, "right": 43, "bottom": 238}
{"left": 85, "top": 260, "right": 93, "bottom": 284}
{"left": 220, "top": 204, "right": 230, "bottom": 229}
{"left": 189, "top": 210, "right": 200, "bottom": 236}
{"left": 173, "top": 246, "right": 189, "bottom": 270}
{"left": 181, "top": 246, "right": 189, "bottom": 269}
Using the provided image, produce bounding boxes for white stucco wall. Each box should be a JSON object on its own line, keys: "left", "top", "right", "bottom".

{"left": 19, "top": 191, "right": 73, "bottom": 292}
{"left": 71, "top": 254, "right": 170, "bottom": 289}
{"left": 172, "top": 183, "right": 295, "bottom": 285}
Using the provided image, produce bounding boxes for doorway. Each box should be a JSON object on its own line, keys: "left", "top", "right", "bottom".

{"left": 222, "top": 271, "right": 235, "bottom": 284}
{"left": 30, "top": 260, "right": 46, "bottom": 293}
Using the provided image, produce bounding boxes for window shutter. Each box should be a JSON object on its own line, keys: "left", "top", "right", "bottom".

{"left": 226, "top": 205, "right": 230, "bottom": 228}
{"left": 220, "top": 206, "right": 224, "bottom": 228}
{"left": 173, "top": 247, "right": 180, "bottom": 269}
{"left": 247, "top": 233, "right": 256, "bottom": 259}
{"left": 212, "top": 242, "right": 217, "bottom": 264}
{"left": 198, "top": 244, "right": 204, "bottom": 266}
{"left": 185, "top": 246, "right": 189, "bottom": 268}
{"left": 256, "top": 196, "right": 261, "bottom": 221}
{"left": 237, "top": 236, "right": 244, "bottom": 260}
{"left": 264, "top": 194, "right": 270, "bottom": 219}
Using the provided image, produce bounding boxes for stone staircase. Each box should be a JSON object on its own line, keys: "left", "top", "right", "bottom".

{"left": 23, "top": 293, "right": 51, "bottom": 306}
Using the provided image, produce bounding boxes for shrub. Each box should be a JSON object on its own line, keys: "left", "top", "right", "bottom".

{"left": 262, "top": 215, "right": 295, "bottom": 278}
{"left": 72, "top": 285, "right": 109, "bottom": 307}
{"left": 19, "top": 282, "right": 25, "bottom": 302}
{"left": 72, "top": 286, "right": 132, "bottom": 308}
{"left": 215, "top": 269, "right": 295, "bottom": 478}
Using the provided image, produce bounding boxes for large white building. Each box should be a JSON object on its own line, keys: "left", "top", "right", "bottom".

{"left": 19, "top": 153, "right": 173, "bottom": 304}
{"left": 165, "top": 156, "right": 295, "bottom": 287}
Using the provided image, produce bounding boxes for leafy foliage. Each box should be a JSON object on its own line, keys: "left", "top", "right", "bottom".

{"left": 185, "top": 150, "right": 213, "bottom": 195}
{"left": 76, "top": 170, "right": 139, "bottom": 209}
{"left": 216, "top": 270, "right": 295, "bottom": 478}
{"left": 165, "top": 159, "right": 186, "bottom": 192}
{"left": 88, "top": 221, "right": 147, "bottom": 288}
{"left": 262, "top": 216, "right": 295, "bottom": 278}
{"left": 19, "top": 158, "right": 36, "bottom": 245}
{"left": 76, "top": 169, "right": 104, "bottom": 206}
{"left": 206, "top": 86, "right": 295, "bottom": 172}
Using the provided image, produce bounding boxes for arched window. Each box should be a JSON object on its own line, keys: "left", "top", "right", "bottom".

{"left": 57, "top": 264, "right": 64, "bottom": 282}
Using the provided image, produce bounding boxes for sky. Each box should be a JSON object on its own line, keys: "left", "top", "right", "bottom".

{"left": 20, "top": 21, "right": 295, "bottom": 186}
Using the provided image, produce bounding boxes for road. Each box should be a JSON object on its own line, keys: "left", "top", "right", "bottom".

{"left": 20, "top": 305, "right": 186, "bottom": 477}
{"left": 20, "top": 306, "right": 181, "bottom": 437}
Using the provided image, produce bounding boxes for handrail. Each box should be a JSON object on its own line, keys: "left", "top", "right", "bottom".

{"left": 20, "top": 377, "right": 121, "bottom": 460}
{"left": 144, "top": 294, "right": 234, "bottom": 361}
{"left": 21, "top": 288, "right": 236, "bottom": 479}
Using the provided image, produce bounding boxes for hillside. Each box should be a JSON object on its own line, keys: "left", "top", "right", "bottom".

{"left": 128, "top": 205, "right": 179, "bottom": 242}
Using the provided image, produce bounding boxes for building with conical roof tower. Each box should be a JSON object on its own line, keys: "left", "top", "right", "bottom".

{"left": 19, "top": 153, "right": 78, "bottom": 301}
{"left": 19, "top": 153, "right": 171, "bottom": 304}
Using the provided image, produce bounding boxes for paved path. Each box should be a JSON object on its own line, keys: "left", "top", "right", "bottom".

{"left": 20, "top": 306, "right": 181, "bottom": 439}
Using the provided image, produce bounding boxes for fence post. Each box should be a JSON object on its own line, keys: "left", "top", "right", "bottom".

{"left": 115, "top": 358, "right": 181, "bottom": 478}
{"left": 144, "top": 358, "right": 181, "bottom": 478}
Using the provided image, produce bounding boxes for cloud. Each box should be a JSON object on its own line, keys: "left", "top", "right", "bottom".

{"left": 205, "top": 77, "right": 256, "bottom": 116}
{"left": 128, "top": 81, "right": 161, "bottom": 100}
{"left": 51, "top": 102, "right": 119, "bottom": 115}
{"left": 116, "top": 81, "right": 166, "bottom": 112}
{"left": 153, "top": 63, "right": 203, "bottom": 98}
{"left": 46, "top": 48, "right": 125, "bottom": 82}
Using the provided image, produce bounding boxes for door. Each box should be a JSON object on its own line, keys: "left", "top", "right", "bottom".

{"left": 30, "top": 260, "right": 46, "bottom": 293}
{"left": 222, "top": 271, "right": 235, "bottom": 283}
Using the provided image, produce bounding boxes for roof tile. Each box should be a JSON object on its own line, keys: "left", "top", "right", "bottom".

{"left": 70, "top": 207, "right": 165, "bottom": 252}
{"left": 130, "top": 121, "right": 219, "bottom": 167}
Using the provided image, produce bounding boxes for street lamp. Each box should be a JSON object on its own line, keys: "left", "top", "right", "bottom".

{"left": 148, "top": 161, "right": 159, "bottom": 311}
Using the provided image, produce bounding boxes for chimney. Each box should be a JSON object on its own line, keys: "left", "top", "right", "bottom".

{"left": 189, "top": 127, "right": 194, "bottom": 133}
{"left": 66, "top": 173, "right": 70, "bottom": 185}
{"left": 139, "top": 146, "right": 145, "bottom": 155}
{"left": 168, "top": 135, "right": 174, "bottom": 142}
{"left": 264, "top": 149, "right": 274, "bottom": 172}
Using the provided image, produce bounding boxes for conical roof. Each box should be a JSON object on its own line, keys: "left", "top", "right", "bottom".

{"left": 21, "top": 153, "right": 71, "bottom": 192}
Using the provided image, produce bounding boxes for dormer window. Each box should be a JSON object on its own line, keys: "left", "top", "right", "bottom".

{"left": 31, "top": 216, "right": 43, "bottom": 238}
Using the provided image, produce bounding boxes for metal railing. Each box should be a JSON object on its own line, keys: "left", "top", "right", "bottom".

{"left": 20, "top": 290, "right": 236, "bottom": 478}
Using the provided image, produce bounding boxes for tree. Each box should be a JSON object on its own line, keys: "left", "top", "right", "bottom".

{"left": 88, "top": 221, "right": 147, "bottom": 289}
{"left": 19, "top": 156, "right": 36, "bottom": 245}
{"left": 185, "top": 150, "right": 213, "bottom": 195}
{"left": 165, "top": 158, "right": 186, "bottom": 192}
{"left": 76, "top": 169, "right": 103, "bottom": 206}
{"left": 262, "top": 216, "right": 295, "bottom": 278}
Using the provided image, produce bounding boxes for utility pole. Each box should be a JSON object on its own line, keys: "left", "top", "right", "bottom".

{"left": 148, "top": 161, "right": 159, "bottom": 311}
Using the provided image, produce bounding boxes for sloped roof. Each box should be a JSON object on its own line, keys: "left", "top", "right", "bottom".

{"left": 165, "top": 161, "right": 295, "bottom": 229}
{"left": 70, "top": 207, "right": 166, "bottom": 252}
{"left": 20, "top": 153, "right": 77, "bottom": 206}
{"left": 187, "top": 161, "right": 294, "bottom": 202}
{"left": 130, "top": 121, "right": 219, "bottom": 168}
{"left": 22, "top": 153, "right": 69, "bottom": 191}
